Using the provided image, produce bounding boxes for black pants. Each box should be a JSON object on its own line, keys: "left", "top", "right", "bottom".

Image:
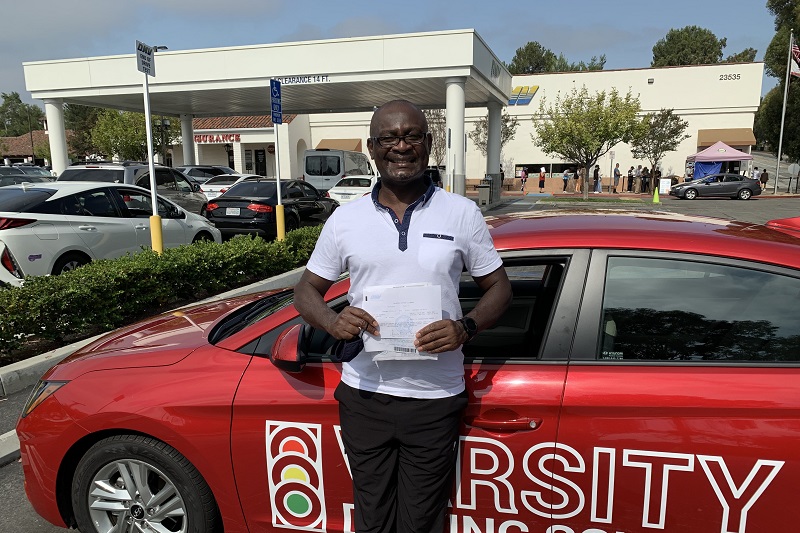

{"left": 335, "top": 382, "right": 468, "bottom": 533}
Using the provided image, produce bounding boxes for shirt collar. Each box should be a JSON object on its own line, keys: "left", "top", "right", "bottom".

{"left": 371, "top": 175, "right": 436, "bottom": 208}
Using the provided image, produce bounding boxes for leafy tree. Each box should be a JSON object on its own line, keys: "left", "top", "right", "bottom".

{"left": 651, "top": 26, "right": 755, "bottom": 67}
{"left": 469, "top": 111, "right": 519, "bottom": 157}
{"left": 92, "top": 110, "right": 148, "bottom": 160}
{"left": 65, "top": 104, "right": 101, "bottom": 158}
{"left": 630, "top": 109, "right": 690, "bottom": 174}
{"left": 758, "top": 1, "right": 800, "bottom": 160}
{"left": 725, "top": 48, "right": 757, "bottom": 63}
{"left": 423, "top": 109, "right": 446, "bottom": 168}
{"left": 532, "top": 86, "right": 642, "bottom": 199}
{"left": 0, "top": 92, "right": 46, "bottom": 137}
{"left": 34, "top": 140, "right": 51, "bottom": 162}
{"left": 507, "top": 41, "right": 606, "bottom": 74}
{"left": 91, "top": 110, "right": 181, "bottom": 162}
{"left": 507, "top": 42, "right": 558, "bottom": 74}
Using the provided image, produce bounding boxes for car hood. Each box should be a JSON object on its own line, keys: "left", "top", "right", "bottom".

{"left": 44, "top": 292, "right": 268, "bottom": 381}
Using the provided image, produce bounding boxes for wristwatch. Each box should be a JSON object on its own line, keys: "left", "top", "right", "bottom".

{"left": 457, "top": 316, "right": 478, "bottom": 343}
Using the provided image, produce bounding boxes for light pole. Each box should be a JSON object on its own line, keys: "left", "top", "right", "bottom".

{"left": 26, "top": 108, "right": 35, "bottom": 164}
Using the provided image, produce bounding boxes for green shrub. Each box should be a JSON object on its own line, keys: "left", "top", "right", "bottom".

{"left": 0, "top": 226, "right": 322, "bottom": 357}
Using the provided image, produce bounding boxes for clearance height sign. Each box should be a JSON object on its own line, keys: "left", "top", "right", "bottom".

{"left": 264, "top": 420, "right": 784, "bottom": 533}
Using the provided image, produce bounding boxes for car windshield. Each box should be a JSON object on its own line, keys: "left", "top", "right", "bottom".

{"left": 223, "top": 181, "right": 278, "bottom": 198}
{"left": 59, "top": 168, "right": 124, "bottom": 183}
{"left": 205, "top": 175, "right": 242, "bottom": 186}
{"left": 18, "top": 167, "right": 52, "bottom": 177}
{"left": 0, "top": 188, "right": 54, "bottom": 211}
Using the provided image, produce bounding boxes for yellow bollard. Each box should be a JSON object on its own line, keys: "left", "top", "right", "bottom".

{"left": 149, "top": 215, "right": 164, "bottom": 254}
{"left": 653, "top": 188, "right": 660, "bottom": 204}
{"left": 275, "top": 204, "right": 286, "bottom": 241}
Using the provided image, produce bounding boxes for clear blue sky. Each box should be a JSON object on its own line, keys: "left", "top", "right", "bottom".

{"left": 3, "top": 0, "right": 778, "bottom": 107}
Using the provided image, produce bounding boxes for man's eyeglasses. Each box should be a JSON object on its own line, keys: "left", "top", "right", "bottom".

{"left": 371, "top": 132, "right": 429, "bottom": 148}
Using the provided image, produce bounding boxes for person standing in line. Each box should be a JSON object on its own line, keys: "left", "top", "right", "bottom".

{"left": 760, "top": 169, "right": 769, "bottom": 188}
{"left": 627, "top": 166, "right": 635, "bottom": 192}
{"left": 294, "top": 99, "right": 512, "bottom": 533}
{"left": 562, "top": 167, "right": 571, "bottom": 192}
{"left": 593, "top": 165, "right": 601, "bottom": 193}
{"left": 752, "top": 166, "right": 760, "bottom": 180}
{"left": 634, "top": 165, "right": 643, "bottom": 193}
{"left": 520, "top": 167, "right": 528, "bottom": 192}
{"left": 642, "top": 167, "right": 651, "bottom": 194}
{"left": 613, "top": 163, "right": 621, "bottom": 194}
{"left": 539, "top": 166, "right": 547, "bottom": 193}
{"left": 575, "top": 167, "right": 583, "bottom": 193}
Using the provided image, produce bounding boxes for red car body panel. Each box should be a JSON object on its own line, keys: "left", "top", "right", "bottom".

{"left": 15, "top": 212, "right": 800, "bottom": 532}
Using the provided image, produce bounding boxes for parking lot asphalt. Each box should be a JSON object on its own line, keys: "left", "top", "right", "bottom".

{"left": 1, "top": 192, "right": 799, "bottom": 465}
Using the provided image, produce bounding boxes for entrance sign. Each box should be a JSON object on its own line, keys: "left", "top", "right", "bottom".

{"left": 136, "top": 41, "right": 155, "bottom": 77}
{"left": 270, "top": 79, "right": 282, "bottom": 125}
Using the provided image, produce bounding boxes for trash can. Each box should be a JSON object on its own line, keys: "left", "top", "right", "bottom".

{"left": 477, "top": 184, "right": 491, "bottom": 206}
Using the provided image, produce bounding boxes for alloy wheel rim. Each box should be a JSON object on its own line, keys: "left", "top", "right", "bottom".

{"left": 87, "top": 459, "right": 188, "bottom": 533}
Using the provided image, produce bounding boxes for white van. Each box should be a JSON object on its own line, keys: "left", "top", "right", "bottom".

{"left": 302, "top": 149, "right": 374, "bottom": 192}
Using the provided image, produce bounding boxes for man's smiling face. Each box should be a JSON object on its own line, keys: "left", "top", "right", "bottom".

{"left": 367, "top": 101, "right": 431, "bottom": 186}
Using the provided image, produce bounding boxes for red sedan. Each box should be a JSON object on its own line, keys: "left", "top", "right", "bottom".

{"left": 16, "top": 210, "right": 800, "bottom": 533}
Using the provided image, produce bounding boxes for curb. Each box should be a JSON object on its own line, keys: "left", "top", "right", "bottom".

{"left": 0, "top": 430, "right": 19, "bottom": 467}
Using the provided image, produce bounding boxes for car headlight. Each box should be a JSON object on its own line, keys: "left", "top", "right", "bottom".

{"left": 20, "top": 380, "right": 68, "bottom": 418}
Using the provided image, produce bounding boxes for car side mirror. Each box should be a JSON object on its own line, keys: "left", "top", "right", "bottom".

{"left": 166, "top": 205, "right": 184, "bottom": 219}
{"left": 269, "top": 323, "right": 308, "bottom": 373}
{"left": 192, "top": 183, "right": 202, "bottom": 192}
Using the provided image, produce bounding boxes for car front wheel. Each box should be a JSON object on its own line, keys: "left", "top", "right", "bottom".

{"left": 738, "top": 188, "right": 753, "bottom": 200}
{"left": 684, "top": 188, "right": 698, "bottom": 200}
{"left": 72, "top": 435, "right": 220, "bottom": 533}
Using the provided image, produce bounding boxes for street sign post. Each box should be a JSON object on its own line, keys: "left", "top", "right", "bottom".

{"left": 136, "top": 40, "right": 162, "bottom": 253}
{"left": 270, "top": 79, "right": 285, "bottom": 240}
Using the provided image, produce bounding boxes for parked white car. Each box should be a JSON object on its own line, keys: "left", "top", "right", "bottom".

{"left": 324, "top": 176, "right": 378, "bottom": 205}
{"left": 0, "top": 182, "right": 221, "bottom": 287}
{"left": 199, "top": 173, "right": 260, "bottom": 201}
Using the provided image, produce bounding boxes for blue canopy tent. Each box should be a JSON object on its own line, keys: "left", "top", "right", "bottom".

{"left": 686, "top": 141, "right": 753, "bottom": 179}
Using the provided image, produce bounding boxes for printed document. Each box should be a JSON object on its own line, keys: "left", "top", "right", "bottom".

{"left": 361, "top": 283, "right": 442, "bottom": 360}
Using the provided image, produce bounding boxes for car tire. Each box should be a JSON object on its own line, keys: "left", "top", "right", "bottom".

{"left": 52, "top": 252, "right": 89, "bottom": 275}
{"left": 192, "top": 232, "right": 214, "bottom": 243}
{"left": 684, "top": 188, "right": 698, "bottom": 200}
{"left": 72, "top": 435, "right": 220, "bottom": 533}
{"left": 738, "top": 189, "right": 753, "bottom": 200}
{"left": 285, "top": 215, "right": 300, "bottom": 232}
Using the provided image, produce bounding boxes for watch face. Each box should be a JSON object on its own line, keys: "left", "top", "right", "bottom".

{"left": 463, "top": 317, "right": 478, "bottom": 335}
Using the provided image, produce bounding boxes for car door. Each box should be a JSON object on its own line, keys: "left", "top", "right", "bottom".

{"left": 63, "top": 188, "right": 141, "bottom": 259}
{"left": 172, "top": 169, "right": 207, "bottom": 213}
{"left": 112, "top": 187, "right": 189, "bottom": 248}
{"left": 558, "top": 250, "right": 800, "bottom": 533}
{"left": 295, "top": 182, "right": 328, "bottom": 224}
{"left": 229, "top": 252, "right": 588, "bottom": 532}
{"left": 722, "top": 174, "right": 743, "bottom": 196}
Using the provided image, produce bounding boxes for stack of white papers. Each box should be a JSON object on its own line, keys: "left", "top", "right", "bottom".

{"left": 361, "top": 283, "right": 442, "bottom": 361}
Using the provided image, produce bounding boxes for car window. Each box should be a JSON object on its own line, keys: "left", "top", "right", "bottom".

{"left": 1, "top": 188, "right": 55, "bottom": 211}
{"left": 297, "top": 182, "right": 318, "bottom": 197}
{"left": 599, "top": 256, "right": 800, "bottom": 362}
{"left": 344, "top": 153, "right": 366, "bottom": 175}
{"left": 59, "top": 168, "right": 124, "bottom": 183}
{"left": 205, "top": 175, "right": 240, "bottom": 186}
{"left": 75, "top": 190, "right": 118, "bottom": 217}
{"left": 226, "top": 181, "right": 277, "bottom": 197}
{"left": 284, "top": 184, "right": 304, "bottom": 199}
{"left": 306, "top": 155, "right": 340, "bottom": 177}
{"left": 153, "top": 170, "right": 176, "bottom": 190}
{"left": 172, "top": 171, "right": 193, "bottom": 192}
{"left": 724, "top": 175, "right": 743, "bottom": 182}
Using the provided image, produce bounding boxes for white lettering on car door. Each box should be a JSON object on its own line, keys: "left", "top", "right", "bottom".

{"left": 696, "top": 455, "right": 783, "bottom": 533}
{"left": 622, "top": 450, "right": 694, "bottom": 529}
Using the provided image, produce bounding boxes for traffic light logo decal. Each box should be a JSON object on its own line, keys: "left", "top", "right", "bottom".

{"left": 266, "top": 421, "right": 327, "bottom": 531}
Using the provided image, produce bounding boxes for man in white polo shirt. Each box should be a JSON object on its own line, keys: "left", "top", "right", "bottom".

{"left": 294, "top": 99, "right": 511, "bottom": 533}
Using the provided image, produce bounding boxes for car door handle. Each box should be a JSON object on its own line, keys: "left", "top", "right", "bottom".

{"left": 77, "top": 225, "right": 97, "bottom": 231}
{"left": 465, "top": 415, "right": 542, "bottom": 432}
{"left": 134, "top": 224, "right": 148, "bottom": 231}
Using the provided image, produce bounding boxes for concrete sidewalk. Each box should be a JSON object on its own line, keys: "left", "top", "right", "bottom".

{"left": 0, "top": 265, "right": 307, "bottom": 466}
